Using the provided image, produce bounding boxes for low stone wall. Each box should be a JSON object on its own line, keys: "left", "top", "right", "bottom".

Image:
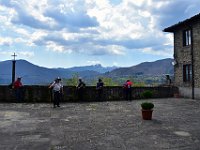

{"left": 0, "top": 86, "right": 178, "bottom": 103}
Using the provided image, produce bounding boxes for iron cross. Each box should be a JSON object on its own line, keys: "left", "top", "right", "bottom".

{"left": 11, "top": 52, "right": 17, "bottom": 61}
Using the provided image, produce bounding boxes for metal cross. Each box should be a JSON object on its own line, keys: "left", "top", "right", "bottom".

{"left": 11, "top": 52, "right": 17, "bottom": 61}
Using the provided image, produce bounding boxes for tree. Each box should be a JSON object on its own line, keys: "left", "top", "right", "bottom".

{"left": 103, "top": 77, "right": 118, "bottom": 86}
{"left": 65, "top": 73, "right": 79, "bottom": 86}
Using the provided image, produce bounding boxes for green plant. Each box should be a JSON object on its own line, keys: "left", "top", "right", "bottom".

{"left": 141, "top": 102, "right": 154, "bottom": 110}
{"left": 141, "top": 90, "right": 153, "bottom": 99}
{"left": 65, "top": 73, "right": 79, "bottom": 86}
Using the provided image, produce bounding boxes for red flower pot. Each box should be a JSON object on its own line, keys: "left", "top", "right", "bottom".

{"left": 141, "top": 109, "right": 153, "bottom": 120}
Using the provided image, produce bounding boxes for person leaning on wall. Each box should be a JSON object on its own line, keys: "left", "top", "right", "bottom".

{"left": 49, "top": 77, "right": 63, "bottom": 108}
{"left": 123, "top": 80, "right": 133, "bottom": 101}
{"left": 76, "top": 78, "right": 85, "bottom": 101}
{"left": 96, "top": 78, "right": 104, "bottom": 101}
{"left": 13, "top": 77, "right": 24, "bottom": 102}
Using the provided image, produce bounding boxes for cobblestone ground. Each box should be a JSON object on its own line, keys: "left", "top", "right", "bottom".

{"left": 0, "top": 98, "right": 200, "bottom": 150}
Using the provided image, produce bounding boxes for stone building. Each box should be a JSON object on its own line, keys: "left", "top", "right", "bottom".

{"left": 164, "top": 13, "right": 200, "bottom": 99}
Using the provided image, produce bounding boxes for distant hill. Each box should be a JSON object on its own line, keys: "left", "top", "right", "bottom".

{"left": 66, "top": 64, "right": 117, "bottom": 73}
{"left": 0, "top": 58, "right": 174, "bottom": 85}
{"left": 105, "top": 58, "right": 174, "bottom": 77}
{"left": 0, "top": 60, "right": 72, "bottom": 85}
{"left": 0, "top": 60, "right": 113, "bottom": 85}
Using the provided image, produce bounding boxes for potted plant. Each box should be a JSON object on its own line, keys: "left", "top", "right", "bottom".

{"left": 141, "top": 102, "right": 154, "bottom": 120}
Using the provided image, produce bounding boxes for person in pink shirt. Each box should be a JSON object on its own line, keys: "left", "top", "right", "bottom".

{"left": 13, "top": 77, "right": 23, "bottom": 102}
{"left": 124, "top": 80, "right": 133, "bottom": 101}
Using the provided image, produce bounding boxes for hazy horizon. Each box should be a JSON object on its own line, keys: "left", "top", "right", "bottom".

{"left": 1, "top": 57, "right": 173, "bottom": 69}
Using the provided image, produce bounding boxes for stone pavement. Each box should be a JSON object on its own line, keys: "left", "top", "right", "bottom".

{"left": 0, "top": 98, "right": 200, "bottom": 150}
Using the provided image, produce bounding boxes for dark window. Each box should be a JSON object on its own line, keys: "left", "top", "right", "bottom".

{"left": 183, "top": 64, "right": 192, "bottom": 82}
{"left": 183, "top": 30, "right": 191, "bottom": 46}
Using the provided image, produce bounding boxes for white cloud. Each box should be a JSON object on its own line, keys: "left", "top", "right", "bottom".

{"left": 0, "top": 51, "right": 13, "bottom": 55}
{"left": 113, "top": 62, "right": 119, "bottom": 66}
{"left": 126, "top": 0, "right": 146, "bottom": 7}
{"left": 164, "top": 33, "right": 173, "bottom": 46}
{"left": 1, "top": 0, "right": 200, "bottom": 59}
{"left": 87, "top": 60, "right": 101, "bottom": 65}
{"left": 141, "top": 47, "right": 172, "bottom": 57}
{"left": 0, "top": 50, "right": 34, "bottom": 57}
{"left": 15, "top": 28, "right": 30, "bottom": 36}
{"left": 28, "top": 30, "right": 48, "bottom": 46}
{"left": 107, "top": 45, "right": 126, "bottom": 55}
{"left": 18, "top": 51, "right": 35, "bottom": 57}
{"left": 0, "top": 37, "right": 13, "bottom": 46}
{"left": 46, "top": 41, "right": 72, "bottom": 54}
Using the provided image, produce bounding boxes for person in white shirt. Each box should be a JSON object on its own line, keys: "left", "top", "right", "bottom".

{"left": 49, "top": 77, "right": 63, "bottom": 108}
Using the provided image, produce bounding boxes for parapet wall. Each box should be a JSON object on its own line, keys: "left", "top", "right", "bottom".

{"left": 0, "top": 86, "right": 178, "bottom": 102}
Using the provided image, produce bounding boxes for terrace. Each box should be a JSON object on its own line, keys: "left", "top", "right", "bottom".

{"left": 0, "top": 98, "right": 200, "bottom": 150}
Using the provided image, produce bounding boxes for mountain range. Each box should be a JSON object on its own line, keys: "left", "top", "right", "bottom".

{"left": 0, "top": 58, "right": 173, "bottom": 85}
{"left": 0, "top": 60, "right": 116, "bottom": 85}
{"left": 105, "top": 58, "right": 174, "bottom": 77}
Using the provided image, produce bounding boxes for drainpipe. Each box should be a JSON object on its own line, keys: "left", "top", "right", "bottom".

{"left": 190, "top": 27, "right": 195, "bottom": 99}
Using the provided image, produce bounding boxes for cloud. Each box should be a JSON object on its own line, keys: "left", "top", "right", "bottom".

{"left": 46, "top": 41, "right": 72, "bottom": 54}
{"left": 140, "top": 47, "right": 172, "bottom": 57}
{"left": 0, "top": 37, "right": 13, "bottom": 46}
{"left": 0, "top": 0, "right": 200, "bottom": 59}
{"left": 18, "top": 51, "right": 35, "bottom": 57}
{"left": 112, "top": 62, "right": 119, "bottom": 66}
{"left": 150, "top": 0, "right": 200, "bottom": 29}
{"left": 0, "top": 1, "right": 58, "bottom": 30}
{"left": 0, "top": 51, "right": 34, "bottom": 57}
{"left": 0, "top": 0, "right": 99, "bottom": 31}
{"left": 87, "top": 60, "right": 101, "bottom": 65}
{"left": 44, "top": 5, "right": 99, "bottom": 29}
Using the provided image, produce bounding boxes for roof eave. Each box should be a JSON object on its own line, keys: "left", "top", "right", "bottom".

{"left": 163, "top": 13, "right": 200, "bottom": 33}
{"left": 163, "top": 28, "right": 175, "bottom": 33}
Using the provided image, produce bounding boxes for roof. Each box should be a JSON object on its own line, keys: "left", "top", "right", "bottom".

{"left": 163, "top": 13, "right": 200, "bottom": 32}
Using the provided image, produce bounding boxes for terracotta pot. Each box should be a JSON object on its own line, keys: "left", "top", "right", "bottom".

{"left": 141, "top": 109, "right": 153, "bottom": 120}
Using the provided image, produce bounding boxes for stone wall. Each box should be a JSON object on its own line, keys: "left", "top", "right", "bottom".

{"left": 0, "top": 86, "right": 178, "bottom": 103}
{"left": 174, "top": 28, "right": 192, "bottom": 87}
{"left": 174, "top": 18, "right": 200, "bottom": 88}
{"left": 173, "top": 18, "right": 200, "bottom": 99}
{"left": 193, "top": 19, "right": 200, "bottom": 88}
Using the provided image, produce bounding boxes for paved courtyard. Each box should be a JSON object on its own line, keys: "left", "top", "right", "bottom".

{"left": 0, "top": 98, "right": 200, "bottom": 150}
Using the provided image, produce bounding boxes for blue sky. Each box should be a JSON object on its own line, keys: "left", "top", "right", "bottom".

{"left": 0, "top": 0, "right": 200, "bottom": 68}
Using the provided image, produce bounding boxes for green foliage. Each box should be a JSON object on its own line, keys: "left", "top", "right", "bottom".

{"left": 63, "top": 74, "right": 166, "bottom": 87}
{"left": 141, "top": 90, "right": 153, "bottom": 99}
{"left": 133, "top": 82, "right": 145, "bottom": 87}
{"left": 65, "top": 73, "right": 79, "bottom": 86}
{"left": 141, "top": 102, "right": 154, "bottom": 110}
{"left": 102, "top": 77, "right": 119, "bottom": 86}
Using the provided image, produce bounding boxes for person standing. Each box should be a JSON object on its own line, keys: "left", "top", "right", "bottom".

{"left": 13, "top": 77, "right": 23, "bottom": 102}
{"left": 96, "top": 78, "right": 104, "bottom": 101}
{"left": 124, "top": 80, "right": 133, "bottom": 101}
{"left": 49, "top": 77, "right": 63, "bottom": 108}
{"left": 76, "top": 78, "right": 85, "bottom": 101}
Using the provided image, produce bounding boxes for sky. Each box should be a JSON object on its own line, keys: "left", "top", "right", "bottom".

{"left": 0, "top": 0, "right": 200, "bottom": 68}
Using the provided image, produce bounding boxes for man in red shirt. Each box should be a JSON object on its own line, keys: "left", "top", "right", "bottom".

{"left": 13, "top": 77, "right": 23, "bottom": 102}
{"left": 124, "top": 80, "right": 133, "bottom": 101}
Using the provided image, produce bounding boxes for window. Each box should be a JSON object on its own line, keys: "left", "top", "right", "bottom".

{"left": 183, "top": 30, "right": 191, "bottom": 46}
{"left": 183, "top": 64, "right": 192, "bottom": 82}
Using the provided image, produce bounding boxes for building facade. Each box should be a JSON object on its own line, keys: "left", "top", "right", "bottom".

{"left": 164, "top": 13, "right": 200, "bottom": 99}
